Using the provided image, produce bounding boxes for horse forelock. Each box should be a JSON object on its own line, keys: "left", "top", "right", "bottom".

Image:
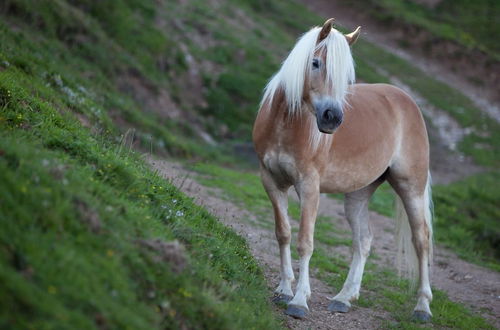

{"left": 259, "top": 27, "right": 355, "bottom": 118}
{"left": 320, "top": 29, "right": 356, "bottom": 107}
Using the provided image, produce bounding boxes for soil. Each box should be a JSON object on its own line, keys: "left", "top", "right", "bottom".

{"left": 149, "top": 158, "right": 500, "bottom": 329}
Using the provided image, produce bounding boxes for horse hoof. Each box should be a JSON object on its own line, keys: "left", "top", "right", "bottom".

{"left": 412, "top": 310, "right": 432, "bottom": 322}
{"left": 285, "top": 305, "right": 308, "bottom": 319}
{"left": 328, "top": 300, "right": 350, "bottom": 313}
{"left": 272, "top": 294, "right": 293, "bottom": 304}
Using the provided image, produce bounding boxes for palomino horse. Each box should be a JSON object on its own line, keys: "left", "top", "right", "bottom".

{"left": 253, "top": 18, "right": 433, "bottom": 322}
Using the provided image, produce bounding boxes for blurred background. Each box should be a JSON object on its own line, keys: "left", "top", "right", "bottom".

{"left": 0, "top": 0, "right": 498, "bottom": 328}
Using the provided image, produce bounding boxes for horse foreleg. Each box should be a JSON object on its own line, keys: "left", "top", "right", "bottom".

{"left": 261, "top": 170, "right": 294, "bottom": 303}
{"left": 285, "top": 176, "right": 320, "bottom": 319}
{"left": 329, "top": 184, "right": 378, "bottom": 313}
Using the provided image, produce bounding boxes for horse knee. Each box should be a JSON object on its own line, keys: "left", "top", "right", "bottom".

{"left": 276, "top": 230, "right": 291, "bottom": 245}
{"left": 297, "top": 239, "right": 313, "bottom": 257}
{"left": 275, "top": 221, "right": 291, "bottom": 245}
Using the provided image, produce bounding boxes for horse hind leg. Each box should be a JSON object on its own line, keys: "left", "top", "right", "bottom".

{"left": 329, "top": 181, "right": 381, "bottom": 313}
{"left": 390, "top": 172, "right": 433, "bottom": 322}
{"left": 261, "top": 170, "right": 295, "bottom": 304}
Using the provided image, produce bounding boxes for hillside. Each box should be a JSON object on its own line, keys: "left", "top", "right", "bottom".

{"left": 0, "top": 0, "right": 498, "bottom": 328}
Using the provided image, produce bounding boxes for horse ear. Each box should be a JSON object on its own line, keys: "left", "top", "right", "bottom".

{"left": 345, "top": 26, "right": 361, "bottom": 46}
{"left": 318, "top": 18, "right": 335, "bottom": 41}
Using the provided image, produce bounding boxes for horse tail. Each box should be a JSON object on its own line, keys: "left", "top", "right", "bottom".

{"left": 395, "top": 171, "right": 433, "bottom": 284}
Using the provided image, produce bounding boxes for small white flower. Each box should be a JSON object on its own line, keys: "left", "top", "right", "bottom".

{"left": 175, "top": 210, "right": 184, "bottom": 217}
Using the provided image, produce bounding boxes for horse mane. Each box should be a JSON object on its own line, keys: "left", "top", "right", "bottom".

{"left": 260, "top": 26, "right": 356, "bottom": 116}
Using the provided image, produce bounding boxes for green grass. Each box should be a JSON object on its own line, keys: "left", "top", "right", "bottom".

{"left": 0, "top": 0, "right": 231, "bottom": 161}
{"left": 350, "top": 0, "right": 500, "bottom": 60}
{"left": 433, "top": 172, "right": 500, "bottom": 270}
{"left": 0, "top": 128, "right": 281, "bottom": 329}
{"left": 0, "top": 69, "right": 282, "bottom": 330}
{"left": 0, "top": 1, "right": 287, "bottom": 327}
{"left": 194, "top": 163, "right": 495, "bottom": 328}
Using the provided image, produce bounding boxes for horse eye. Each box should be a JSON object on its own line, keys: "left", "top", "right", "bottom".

{"left": 312, "top": 59, "right": 320, "bottom": 69}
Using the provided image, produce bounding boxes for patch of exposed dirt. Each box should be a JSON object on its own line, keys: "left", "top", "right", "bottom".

{"left": 149, "top": 158, "right": 500, "bottom": 329}
{"left": 116, "top": 69, "right": 181, "bottom": 121}
{"left": 300, "top": 0, "right": 500, "bottom": 122}
{"left": 114, "top": 68, "right": 217, "bottom": 147}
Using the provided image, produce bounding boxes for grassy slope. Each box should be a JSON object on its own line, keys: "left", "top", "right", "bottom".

{"left": 0, "top": 0, "right": 291, "bottom": 328}
{"left": 349, "top": 0, "right": 500, "bottom": 60}
{"left": 193, "top": 163, "right": 494, "bottom": 329}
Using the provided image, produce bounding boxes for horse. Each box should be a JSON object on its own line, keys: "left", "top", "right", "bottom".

{"left": 252, "top": 18, "right": 433, "bottom": 322}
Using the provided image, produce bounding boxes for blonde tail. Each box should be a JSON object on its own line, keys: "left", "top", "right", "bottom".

{"left": 395, "top": 172, "right": 433, "bottom": 284}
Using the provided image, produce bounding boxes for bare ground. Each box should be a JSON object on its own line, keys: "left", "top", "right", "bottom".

{"left": 149, "top": 158, "right": 500, "bottom": 329}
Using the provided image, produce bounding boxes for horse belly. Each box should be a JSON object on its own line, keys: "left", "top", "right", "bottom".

{"left": 319, "top": 159, "right": 389, "bottom": 193}
{"left": 319, "top": 139, "right": 395, "bottom": 194}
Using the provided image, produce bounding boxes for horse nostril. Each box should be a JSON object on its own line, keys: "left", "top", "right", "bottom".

{"left": 333, "top": 114, "right": 342, "bottom": 125}
{"left": 323, "top": 109, "right": 333, "bottom": 121}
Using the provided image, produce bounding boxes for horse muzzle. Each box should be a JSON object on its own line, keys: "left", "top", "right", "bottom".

{"left": 315, "top": 101, "right": 343, "bottom": 134}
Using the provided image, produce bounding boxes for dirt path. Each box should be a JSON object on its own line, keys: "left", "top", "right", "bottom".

{"left": 149, "top": 158, "right": 500, "bottom": 329}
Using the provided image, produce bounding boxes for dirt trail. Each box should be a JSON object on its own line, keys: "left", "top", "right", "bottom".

{"left": 149, "top": 158, "right": 500, "bottom": 329}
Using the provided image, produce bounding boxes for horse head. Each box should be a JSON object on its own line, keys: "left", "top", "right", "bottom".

{"left": 308, "top": 18, "right": 361, "bottom": 134}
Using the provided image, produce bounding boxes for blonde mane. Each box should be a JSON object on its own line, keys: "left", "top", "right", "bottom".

{"left": 260, "top": 26, "right": 356, "bottom": 116}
